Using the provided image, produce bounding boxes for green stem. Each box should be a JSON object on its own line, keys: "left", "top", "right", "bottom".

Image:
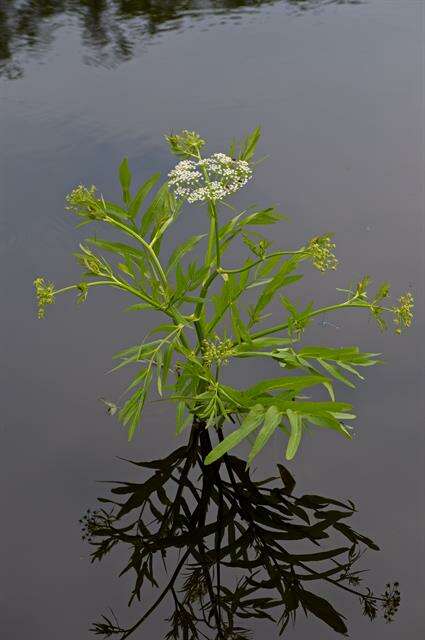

{"left": 55, "top": 280, "right": 154, "bottom": 306}
{"left": 56, "top": 279, "right": 191, "bottom": 351}
{"left": 220, "top": 250, "right": 302, "bottom": 275}
{"left": 205, "top": 212, "right": 215, "bottom": 268}
{"left": 210, "top": 200, "right": 221, "bottom": 269}
{"left": 103, "top": 216, "right": 195, "bottom": 349}
{"left": 194, "top": 270, "right": 218, "bottom": 341}
{"left": 104, "top": 215, "right": 168, "bottom": 292}
{"left": 249, "top": 299, "right": 368, "bottom": 342}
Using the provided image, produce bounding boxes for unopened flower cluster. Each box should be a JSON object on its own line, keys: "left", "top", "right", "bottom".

{"left": 66, "top": 185, "right": 103, "bottom": 218}
{"left": 202, "top": 336, "right": 235, "bottom": 367}
{"left": 166, "top": 130, "right": 206, "bottom": 157}
{"left": 34, "top": 277, "right": 55, "bottom": 319}
{"left": 393, "top": 292, "right": 414, "bottom": 334}
{"left": 307, "top": 235, "right": 338, "bottom": 272}
{"left": 168, "top": 153, "right": 252, "bottom": 203}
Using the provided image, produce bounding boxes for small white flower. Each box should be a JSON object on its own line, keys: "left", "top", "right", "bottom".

{"left": 168, "top": 153, "right": 252, "bottom": 203}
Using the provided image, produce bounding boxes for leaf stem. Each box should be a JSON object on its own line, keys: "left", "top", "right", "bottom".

{"left": 103, "top": 214, "right": 168, "bottom": 293}
{"left": 249, "top": 299, "right": 369, "bottom": 342}
{"left": 220, "top": 250, "right": 302, "bottom": 275}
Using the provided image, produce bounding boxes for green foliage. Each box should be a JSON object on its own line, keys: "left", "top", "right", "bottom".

{"left": 34, "top": 128, "right": 414, "bottom": 463}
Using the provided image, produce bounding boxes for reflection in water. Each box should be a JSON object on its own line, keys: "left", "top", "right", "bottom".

{"left": 1, "top": 0, "right": 362, "bottom": 79}
{"left": 81, "top": 429, "right": 400, "bottom": 638}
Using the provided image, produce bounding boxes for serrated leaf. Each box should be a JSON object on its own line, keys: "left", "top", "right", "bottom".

{"left": 318, "top": 359, "right": 355, "bottom": 388}
{"left": 305, "top": 413, "right": 352, "bottom": 438}
{"left": 239, "top": 126, "right": 261, "bottom": 162}
{"left": 161, "top": 343, "right": 174, "bottom": 390}
{"left": 119, "top": 157, "right": 132, "bottom": 206}
{"left": 285, "top": 410, "right": 302, "bottom": 460}
{"left": 166, "top": 234, "right": 206, "bottom": 274}
{"left": 139, "top": 182, "right": 169, "bottom": 237}
{"left": 117, "top": 262, "right": 133, "bottom": 277}
{"left": 323, "top": 380, "right": 335, "bottom": 401}
{"left": 176, "top": 402, "right": 192, "bottom": 435}
{"left": 247, "top": 406, "right": 282, "bottom": 467}
{"left": 128, "top": 173, "right": 160, "bottom": 219}
{"left": 244, "top": 207, "right": 285, "bottom": 226}
{"left": 245, "top": 375, "right": 327, "bottom": 398}
{"left": 204, "top": 405, "right": 265, "bottom": 465}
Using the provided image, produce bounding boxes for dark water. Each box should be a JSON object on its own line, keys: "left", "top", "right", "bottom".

{"left": 0, "top": 0, "right": 424, "bottom": 638}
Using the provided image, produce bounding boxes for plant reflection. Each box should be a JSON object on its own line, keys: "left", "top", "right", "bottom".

{"left": 81, "top": 429, "right": 400, "bottom": 638}
{"left": 1, "top": 0, "right": 363, "bottom": 79}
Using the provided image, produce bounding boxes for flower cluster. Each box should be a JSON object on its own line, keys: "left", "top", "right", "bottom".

{"left": 166, "top": 129, "right": 206, "bottom": 157}
{"left": 307, "top": 234, "right": 338, "bottom": 272}
{"left": 79, "top": 508, "right": 115, "bottom": 543}
{"left": 361, "top": 592, "right": 378, "bottom": 621}
{"left": 168, "top": 153, "right": 252, "bottom": 203}
{"left": 66, "top": 184, "right": 103, "bottom": 218}
{"left": 393, "top": 292, "right": 414, "bottom": 334}
{"left": 202, "top": 335, "right": 235, "bottom": 367}
{"left": 382, "top": 582, "right": 400, "bottom": 623}
{"left": 34, "top": 277, "right": 55, "bottom": 319}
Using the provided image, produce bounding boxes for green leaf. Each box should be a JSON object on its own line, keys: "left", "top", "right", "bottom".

{"left": 161, "top": 343, "right": 174, "bottom": 391}
{"left": 253, "top": 257, "right": 301, "bottom": 319}
{"left": 119, "top": 157, "right": 132, "bottom": 206}
{"left": 166, "top": 234, "right": 206, "bottom": 274}
{"left": 128, "top": 173, "right": 161, "bottom": 219}
{"left": 323, "top": 381, "right": 335, "bottom": 401}
{"left": 317, "top": 359, "right": 356, "bottom": 388}
{"left": 239, "top": 126, "right": 261, "bottom": 162}
{"left": 245, "top": 375, "right": 328, "bottom": 398}
{"left": 285, "top": 410, "right": 302, "bottom": 460}
{"left": 87, "top": 238, "right": 144, "bottom": 261}
{"left": 204, "top": 404, "right": 265, "bottom": 465}
{"left": 124, "top": 303, "right": 153, "bottom": 312}
{"left": 117, "top": 262, "right": 133, "bottom": 278}
{"left": 244, "top": 207, "right": 285, "bottom": 226}
{"left": 247, "top": 406, "right": 282, "bottom": 467}
{"left": 102, "top": 200, "right": 131, "bottom": 220}
{"left": 305, "top": 413, "right": 352, "bottom": 438}
{"left": 140, "top": 182, "right": 169, "bottom": 237}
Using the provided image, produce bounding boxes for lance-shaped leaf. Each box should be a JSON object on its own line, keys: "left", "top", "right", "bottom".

{"left": 245, "top": 374, "right": 328, "bottom": 399}
{"left": 318, "top": 358, "right": 356, "bottom": 388}
{"left": 166, "top": 234, "right": 206, "bottom": 274}
{"left": 247, "top": 406, "right": 282, "bottom": 468}
{"left": 139, "top": 182, "right": 170, "bottom": 236}
{"left": 118, "top": 157, "right": 132, "bottom": 206}
{"left": 285, "top": 409, "right": 303, "bottom": 460}
{"left": 301, "top": 589, "right": 348, "bottom": 634}
{"left": 128, "top": 173, "right": 160, "bottom": 219}
{"left": 204, "top": 404, "right": 265, "bottom": 465}
{"left": 238, "top": 126, "right": 261, "bottom": 162}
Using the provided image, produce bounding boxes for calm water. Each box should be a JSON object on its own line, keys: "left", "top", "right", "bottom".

{"left": 0, "top": 1, "right": 424, "bottom": 638}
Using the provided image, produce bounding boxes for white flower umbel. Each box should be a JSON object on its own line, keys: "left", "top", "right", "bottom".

{"left": 168, "top": 153, "right": 252, "bottom": 203}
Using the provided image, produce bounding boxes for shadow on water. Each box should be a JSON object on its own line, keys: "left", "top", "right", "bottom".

{"left": 1, "top": 0, "right": 363, "bottom": 78}
{"left": 80, "top": 426, "right": 400, "bottom": 639}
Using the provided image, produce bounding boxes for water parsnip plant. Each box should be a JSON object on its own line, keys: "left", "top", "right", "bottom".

{"left": 34, "top": 128, "right": 414, "bottom": 465}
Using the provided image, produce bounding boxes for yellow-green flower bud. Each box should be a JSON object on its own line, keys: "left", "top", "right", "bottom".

{"left": 307, "top": 234, "right": 338, "bottom": 272}
{"left": 34, "top": 277, "right": 55, "bottom": 319}
{"left": 393, "top": 292, "right": 414, "bottom": 334}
